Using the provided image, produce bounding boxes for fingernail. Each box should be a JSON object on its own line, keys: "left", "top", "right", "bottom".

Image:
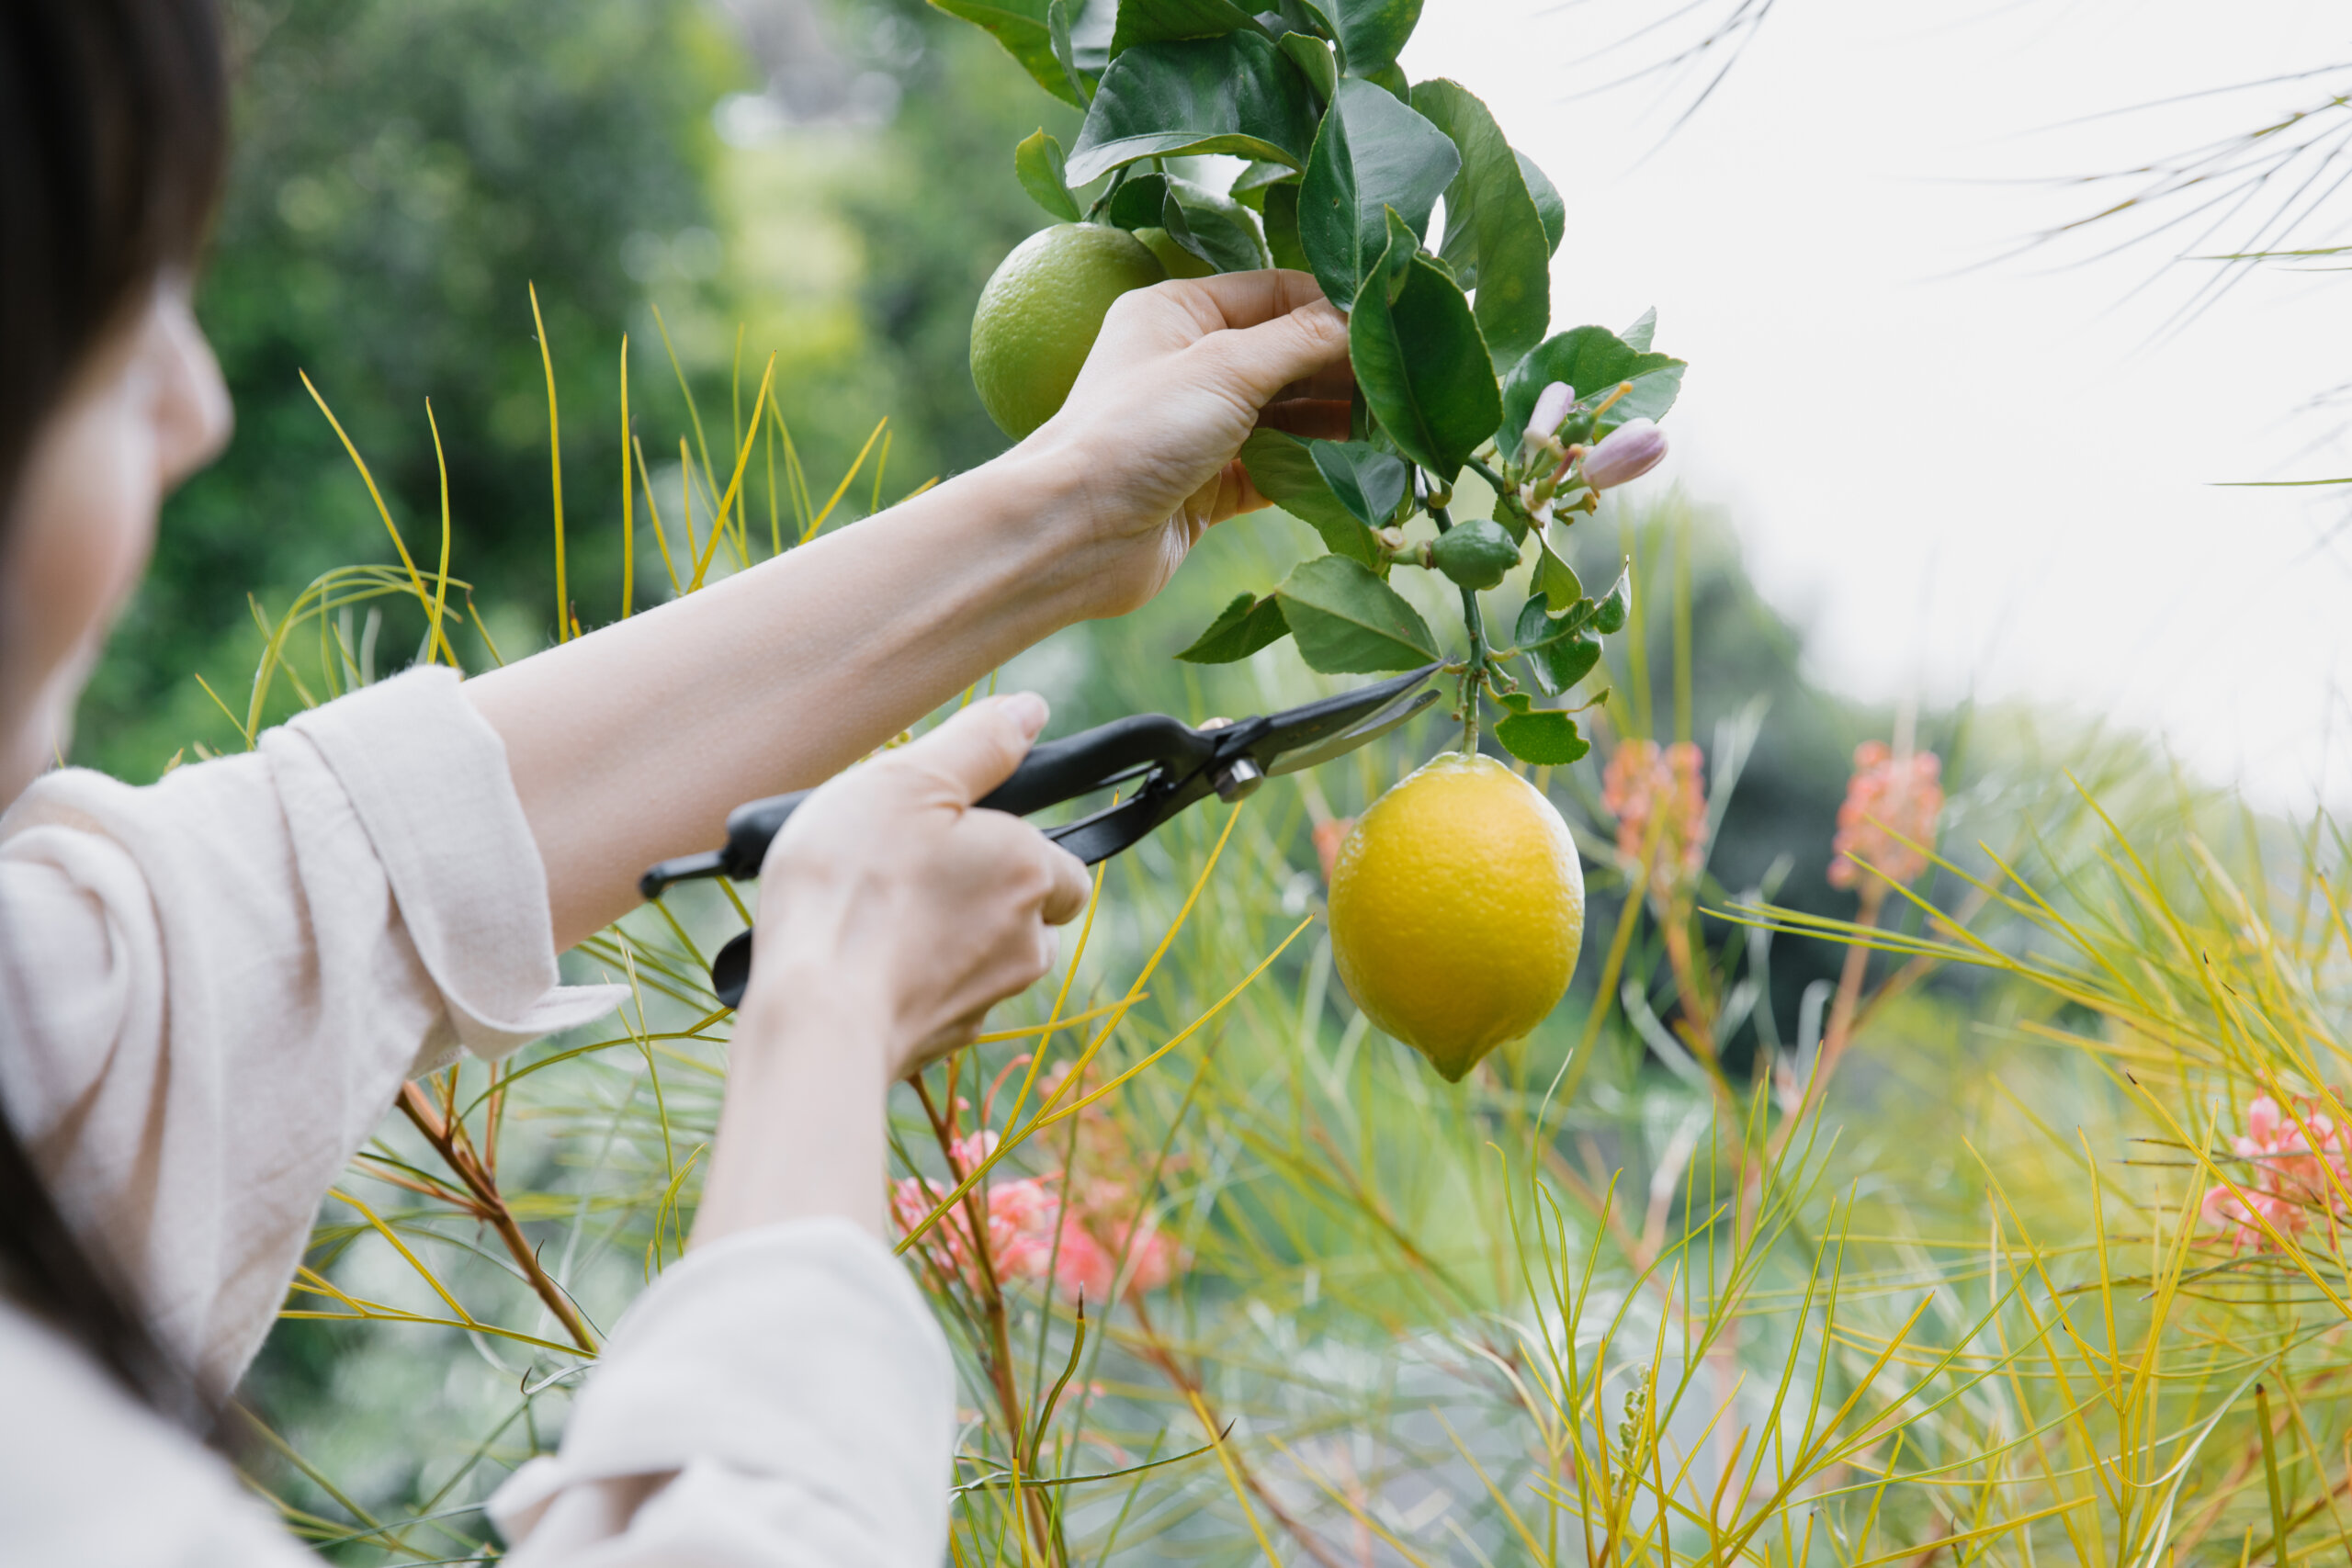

{"left": 1001, "top": 692, "right": 1048, "bottom": 738}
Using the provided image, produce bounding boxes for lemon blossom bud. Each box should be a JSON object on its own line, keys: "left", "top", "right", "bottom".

{"left": 1581, "top": 419, "right": 1667, "bottom": 491}
{"left": 1525, "top": 380, "right": 1576, "bottom": 448}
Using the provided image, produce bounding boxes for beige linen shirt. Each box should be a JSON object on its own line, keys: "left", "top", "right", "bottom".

{"left": 0, "top": 669, "right": 955, "bottom": 1564}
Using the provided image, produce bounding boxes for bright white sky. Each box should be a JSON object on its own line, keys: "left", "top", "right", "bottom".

{"left": 1402, "top": 0, "right": 2352, "bottom": 811}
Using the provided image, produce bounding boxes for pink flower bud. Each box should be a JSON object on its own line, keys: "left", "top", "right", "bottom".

{"left": 1525, "top": 381, "right": 1575, "bottom": 446}
{"left": 1581, "top": 419, "right": 1667, "bottom": 491}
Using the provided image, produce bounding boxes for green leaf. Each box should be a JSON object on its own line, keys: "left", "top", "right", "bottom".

{"left": 1590, "top": 569, "right": 1628, "bottom": 635}
{"left": 1350, "top": 210, "right": 1502, "bottom": 481}
{"left": 1230, "top": 160, "right": 1296, "bottom": 211}
{"left": 1495, "top": 707, "right": 1589, "bottom": 765}
{"left": 933, "top": 0, "right": 1091, "bottom": 110}
{"left": 1296, "top": 79, "right": 1458, "bottom": 309}
{"left": 1517, "top": 150, "right": 1565, "bottom": 254}
{"left": 1015, "top": 130, "right": 1083, "bottom": 221}
{"left": 1046, "top": 0, "right": 1099, "bottom": 102}
{"left": 1261, "top": 183, "right": 1310, "bottom": 270}
{"left": 1401, "top": 83, "right": 1552, "bottom": 371}
{"left": 1278, "top": 31, "right": 1338, "bottom": 102}
{"left": 1511, "top": 592, "right": 1591, "bottom": 650}
{"left": 1307, "top": 439, "right": 1408, "bottom": 527}
{"left": 1622, "top": 307, "right": 1657, "bottom": 353}
{"left": 1275, "top": 554, "right": 1439, "bottom": 671}
{"left": 1238, "top": 430, "right": 1381, "bottom": 566}
{"left": 1108, "top": 173, "right": 1269, "bottom": 270}
{"left": 1176, "top": 591, "right": 1290, "bottom": 662}
{"left": 1109, "top": 0, "right": 1258, "bottom": 56}
{"left": 1526, "top": 630, "right": 1599, "bottom": 696}
{"left": 1532, "top": 533, "right": 1583, "bottom": 611}
{"left": 1299, "top": 0, "right": 1423, "bottom": 76}
{"left": 1497, "top": 325, "right": 1684, "bottom": 451}
{"left": 1411, "top": 80, "right": 1550, "bottom": 367}
{"left": 1065, "top": 35, "right": 1319, "bottom": 186}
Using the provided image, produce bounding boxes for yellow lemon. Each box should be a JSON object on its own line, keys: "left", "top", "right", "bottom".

{"left": 1135, "top": 226, "right": 1216, "bottom": 279}
{"left": 969, "top": 223, "right": 1165, "bottom": 439}
{"left": 1328, "top": 752, "right": 1586, "bottom": 1081}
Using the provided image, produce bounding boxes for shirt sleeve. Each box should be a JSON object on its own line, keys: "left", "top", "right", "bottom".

{"left": 487, "top": 1218, "right": 957, "bottom": 1568}
{"left": 0, "top": 667, "right": 625, "bottom": 1398}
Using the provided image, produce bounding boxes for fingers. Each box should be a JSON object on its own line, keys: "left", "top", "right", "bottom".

{"left": 1040, "top": 844, "right": 1091, "bottom": 926}
{"left": 1187, "top": 294, "right": 1352, "bottom": 413}
{"left": 887, "top": 692, "right": 1049, "bottom": 805}
{"left": 1170, "top": 268, "right": 1338, "bottom": 330}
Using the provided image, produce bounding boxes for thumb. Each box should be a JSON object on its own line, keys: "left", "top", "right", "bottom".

{"left": 1194, "top": 297, "right": 1351, "bottom": 410}
{"left": 891, "top": 693, "right": 1050, "bottom": 805}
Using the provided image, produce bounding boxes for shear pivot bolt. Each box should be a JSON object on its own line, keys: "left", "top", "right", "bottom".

{"left": 1211, "top": 758, "right": 1265, "bottom": 803}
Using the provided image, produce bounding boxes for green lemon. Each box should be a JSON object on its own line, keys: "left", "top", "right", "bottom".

{"left": 1430, "top": 518, "right": 1523, "bottom": 591}
{"left": 969, "top": 223, "right": 1166, "bottom": 439}
{"left": 1136, "top": 226, "right": 1216, "bottom": 279}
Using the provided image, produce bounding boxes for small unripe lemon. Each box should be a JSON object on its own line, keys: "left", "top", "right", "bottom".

{"left": 1135, "top": 227, "right": 1216, "bottom": 279}
{"left": 969, "top": 223, "right": 1166, "bottom": 439}
{"left": 1430, "top": 518, "right": 1522, "bottom": 591}
{"left": 1328, "top": 752, "right": 1585, "bottom": 1081}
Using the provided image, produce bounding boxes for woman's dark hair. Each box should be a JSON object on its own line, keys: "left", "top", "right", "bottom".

{"left": 0, "top": 0, "right": 229, "bottom": 1427}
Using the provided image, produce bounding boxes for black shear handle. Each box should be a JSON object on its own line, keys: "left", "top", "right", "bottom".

{"left": 705, "top": 714, "right": 1211, "bottom": 882}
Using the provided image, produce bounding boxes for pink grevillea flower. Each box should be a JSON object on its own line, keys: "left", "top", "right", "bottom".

{"left": 890, "top": 1168, "right": 1061, "bottom": 1292}
{"left": 1581, "top": 419, "right": 1668, "bottom": 491}
{"left": 2202, "top": 1095, "right": 2352, "bottom": 1250}
{"left": 894, "top": 1073, "right": 1193, "bottom": 1303}
{"left": 1603, "top": 739, "right": 1709, "bottom": 897}
{"left": 1828, "top": 742, "right": 1944, "bottom": 891}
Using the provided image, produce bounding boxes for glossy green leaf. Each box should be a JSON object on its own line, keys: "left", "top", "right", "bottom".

{"left": 1230, "top": 160, "right": 1296, "bottom": 211}
{"left": 1261, "top": 183, "right": 1308, "bottom": 269}
{"left": 1176, "top": 591, "right": 1291, "bottom": 662}
{"left": 1350, "top": 210, "right": 1501, "bottom": 480}
{"left": 1299, "top": 0, "right": 1423, "bottom": 75}
{"left": 1517, "top": 150, "right": 1565, "bottom": 254}
{"left": 1278, "top": 31, "right": 1338, "bottom": 102}
{"left": 1590, "top": 568, "right": 1629, "bottom": 635}
{"left": 1532, "top": 533, "right": 1583, "bottom": 611}
{"left": 934, "top": 0, "right": 1089, "bottom": 110}
{"left": 1412, "top": 80, "right": 1550, "bottom": 367}
{"left": 1108, "top": 173, "right": 1269, "bottom": 270}
{"left": 1528, "top": 629, "right": 1599, "bottom": 695}
{"left": 1497, "top": 325, "right": 1684, "bottom": 451}
{"left": 1495, "top": 706, "right": 1589, "bottom": 764}
{"left": 1511, "top": 591, "right": 1591, "bottom": 650}
{"left": 1622, "top": 306, "right": 1657, "bottom": 353}
{"left": 1238, "top": 430, "right": 1381, "bottom": 566}
{"left": 1014, "top": 130, "right": 1083, "bottom": 221}
{"left": 1065, "top": 35, "right": 1318, "bottom": 186}
{"left": 1297, "top": 79, "right": 1456, "bottom": 308}
{"left": 1275, "top": 553, "right": 1439, "bottom": 671}
{"left": 1307, "top": 439, "right": 1408, "bottom": 527}
{"left": 1109, "top": 0, "right": 1256, "bottom": 56}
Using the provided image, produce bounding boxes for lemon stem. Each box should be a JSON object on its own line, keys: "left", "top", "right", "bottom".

{"left": 1431, "top": 500, "right": 1487, "bottom": 754}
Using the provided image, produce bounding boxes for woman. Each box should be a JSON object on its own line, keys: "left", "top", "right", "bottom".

{"left": 0, "top": 1, "right": 1351, "bottom": 1560}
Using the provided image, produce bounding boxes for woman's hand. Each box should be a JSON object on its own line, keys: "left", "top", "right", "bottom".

{"left": 740, "top": 693, "right": 1091, "bottom": 1078}
{"left": 1019, "top": 269, "right": 1353, "bottom": 618}
{"left": 692, "top": 694, "right": 1090, "bottom": 1246}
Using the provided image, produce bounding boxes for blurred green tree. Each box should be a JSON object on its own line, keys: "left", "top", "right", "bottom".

{"left": 77, "top": 0, "right": 741, "bottom": 778}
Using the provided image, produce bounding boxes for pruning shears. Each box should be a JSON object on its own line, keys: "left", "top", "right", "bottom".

{"left": 639, "top": 664, "right": 1443, "bottom": 1008}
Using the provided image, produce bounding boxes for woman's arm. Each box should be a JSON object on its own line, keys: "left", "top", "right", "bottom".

{"left": 464, "top": 271, "right": 1349, "bottom": 949}
{"left": 488, "top": 697, "right": 1091, "bottom": 1565}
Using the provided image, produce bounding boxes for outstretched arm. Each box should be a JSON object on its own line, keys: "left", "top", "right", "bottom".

{"left": 462, "top": 271, "right": 1349, "bottom": 949}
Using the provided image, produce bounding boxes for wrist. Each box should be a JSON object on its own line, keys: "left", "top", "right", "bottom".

{"left": 964, "top": 436, "right": 1128, "bottom": 624}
